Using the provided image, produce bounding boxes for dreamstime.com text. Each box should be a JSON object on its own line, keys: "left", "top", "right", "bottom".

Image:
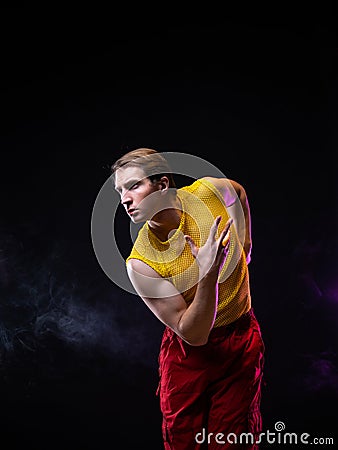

{"left": 195, "top": 421, "right": 334, "bottom": 446}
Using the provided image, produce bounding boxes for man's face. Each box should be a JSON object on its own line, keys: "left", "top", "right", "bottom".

{"left": 114, "top": 165, "right": 162, "bottom": 223}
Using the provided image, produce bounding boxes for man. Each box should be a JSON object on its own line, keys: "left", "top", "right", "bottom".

{"left": 112, "top": 148, "right": 265, "bottom": 449}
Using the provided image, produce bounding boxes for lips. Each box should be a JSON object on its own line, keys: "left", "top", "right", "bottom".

{"left": 127, "top": 208, "right": 136, "bottom": 215}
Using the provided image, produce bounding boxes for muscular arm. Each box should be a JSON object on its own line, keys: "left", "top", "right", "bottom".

{"left": 127, "top": 216, "right": 232, "bottom": 346}
{"left": 202, "top": 177, "right": 252, "bottom": 264}
{"left": 127, "top": 259, "right": 219, "bottom": 346}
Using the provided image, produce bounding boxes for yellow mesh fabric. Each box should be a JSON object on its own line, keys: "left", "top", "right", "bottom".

{"left": 126, "top": 178, "right": 251, "bottom": 327}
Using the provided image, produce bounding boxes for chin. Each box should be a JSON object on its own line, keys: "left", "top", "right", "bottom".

{"left": 130, "top": 208, "right": 155, "bottom": 224}
{"left": 130, "top": 213, "right": 146, "bottom": 224}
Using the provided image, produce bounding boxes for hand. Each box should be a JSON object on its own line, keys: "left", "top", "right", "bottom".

{"left": 185, "top": 216, "right": 233, "bottom": 279}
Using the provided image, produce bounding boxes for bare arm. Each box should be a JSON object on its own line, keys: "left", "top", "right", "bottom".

{"left": 127, "top": 216, "right": 232, "bottom": 346}
{"left": 202, "top": 177, "right": 252, "bottom": 264}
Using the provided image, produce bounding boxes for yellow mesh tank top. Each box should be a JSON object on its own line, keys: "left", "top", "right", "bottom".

{"left": 126, "top": 178, "right": 251, "bottom": 327}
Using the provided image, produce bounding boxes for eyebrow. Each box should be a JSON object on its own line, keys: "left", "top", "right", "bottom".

{"left": 115, "top": 177, "right": 142, "bottom": 193}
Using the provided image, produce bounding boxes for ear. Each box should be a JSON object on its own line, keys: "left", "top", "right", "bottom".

{"left": 159, "top": 176, "right": 170, "bottom": 193}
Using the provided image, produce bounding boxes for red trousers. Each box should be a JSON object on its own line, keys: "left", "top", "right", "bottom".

{"left": 157, "top": 309, "right": 265, "bottom": 450}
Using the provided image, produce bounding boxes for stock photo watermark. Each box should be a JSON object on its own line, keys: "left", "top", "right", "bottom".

{"left": 195, "top": 421, "right": 335, "bottom": 446}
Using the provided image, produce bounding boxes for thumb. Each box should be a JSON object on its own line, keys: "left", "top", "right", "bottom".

{"left": 184, "top": 235, "right": 199, "bottom": 258}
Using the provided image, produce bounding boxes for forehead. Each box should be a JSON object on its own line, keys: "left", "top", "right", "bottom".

{"left": 114, "top": 165, "right": 146, "bottom": 189}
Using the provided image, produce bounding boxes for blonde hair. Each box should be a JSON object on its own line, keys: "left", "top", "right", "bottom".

{"left": 111, "top": 148, "right": 176, "bottom": 188}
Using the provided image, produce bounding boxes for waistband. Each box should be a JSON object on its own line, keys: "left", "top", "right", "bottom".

{"left": 209, "top": 308, "right": 255, "bottom": 338}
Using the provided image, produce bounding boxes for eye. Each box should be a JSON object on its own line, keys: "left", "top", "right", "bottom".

{"left": 130, "top": 182, "right": 139, "bottom": 190}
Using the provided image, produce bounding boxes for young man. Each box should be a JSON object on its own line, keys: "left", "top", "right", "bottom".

{"left": 112, "top": 148, "right": 265, "bottom": 449}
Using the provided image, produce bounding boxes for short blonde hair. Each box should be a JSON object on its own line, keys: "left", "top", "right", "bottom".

{"left": 111, "top": 148, "right": 176, "bottom": 188}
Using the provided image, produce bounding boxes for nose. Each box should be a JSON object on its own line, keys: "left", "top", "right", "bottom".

{"left": 120, "top": 189, "right": 132, "bottom": 208}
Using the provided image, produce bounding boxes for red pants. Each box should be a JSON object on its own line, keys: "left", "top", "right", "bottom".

{"left": 157, "top": 309, "right": 265, "bottom": 450}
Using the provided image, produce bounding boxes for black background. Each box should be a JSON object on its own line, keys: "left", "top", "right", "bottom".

{"left": 0, "top": 6, "right": 337, "bottom": 449}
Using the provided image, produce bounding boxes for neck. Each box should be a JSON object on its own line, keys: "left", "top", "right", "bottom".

{"left": 147, "top": 196, "right": 182, "bottom": 242}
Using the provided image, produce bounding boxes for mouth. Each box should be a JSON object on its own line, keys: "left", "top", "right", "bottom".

{"left": 127, "top": 208, "right": 136, "bottom": 216}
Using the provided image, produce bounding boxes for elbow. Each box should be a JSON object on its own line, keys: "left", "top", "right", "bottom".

{"left": 177, "top": 323, "right": 209, "bottom": 346}
{"left": 182, "top": 336, "right": 208, "bottom": 346}
{"left": 180, "top": 332, "right": 209, "bottom": 346}
{"left": 189, "top": 338, "right": 208, "bottom": 346}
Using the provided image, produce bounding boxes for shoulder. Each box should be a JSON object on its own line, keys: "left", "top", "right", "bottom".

{"left": 127, "top": 258, "right": 180, "bottom": 298}
{"left": 127, "top": 258, "right": 162, "bottom": 278}
{"left": 201, "top": 176, "right": 245, "bottom": 192}
{"left": 200, "top": 176, "right": 246, "bottom": 206}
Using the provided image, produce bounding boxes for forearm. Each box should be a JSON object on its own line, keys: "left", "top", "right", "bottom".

{"left": 178, "top": 215, "right": 232, "bottom": 346}
{"left": 177, "top": 272, "right": 219, "bottom": 346}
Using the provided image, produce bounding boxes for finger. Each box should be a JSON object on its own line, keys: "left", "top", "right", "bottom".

{"left": 219, "top": 218, "right": 234, "bottom": 246}
{"left": 224, "top": 217, "right": 234, "bottom": 232}
{"left": 222, "top": 231, "right": 230, "bottom": 247}
{"left": 207, "top": 215, "right": 222, "bottom": 242}
{"left": 184, "top": 235, "right": 199, "bottom": 258}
